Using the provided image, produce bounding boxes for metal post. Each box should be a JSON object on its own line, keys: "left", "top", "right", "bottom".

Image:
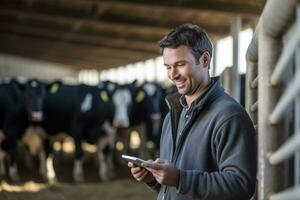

{"left": 258, "top": 28, "right": 284, "bottom": 200}
{"left": 246, "top": 28, "right": 259, "bottom": 127}
{"left": 294, "top": 4, "right": 300, "bottom": 187}
{"left": 295, "top": 44, "right": 300, "bottom": 186}
{"left": 212, "top": 39, "right": 218, "bottom": 77}
{"left": 0, "top": 57, "right": 4, "bottom": 79}
{"left": 246, "top": 28, "right": 258, "bottom": 200}
{"left": 231, "top": 16, "right": 241, "bottom": 102}
{"left": 246, "top": 61, "right": 258, "bottom": 125}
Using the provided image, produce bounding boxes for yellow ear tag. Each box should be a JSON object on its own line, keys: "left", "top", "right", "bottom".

{"left": 50, "top": 83, "right": 59, "bottom": 94}
{"left": 100, "top": 91, "right": 109, "bottom": 102}
{"left": 136, "top": 91, "right": 145, "bottom": 103}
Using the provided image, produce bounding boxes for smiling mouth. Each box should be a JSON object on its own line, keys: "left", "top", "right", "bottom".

{"left": 176, "top": 81, "right": 185, "bottom": 88}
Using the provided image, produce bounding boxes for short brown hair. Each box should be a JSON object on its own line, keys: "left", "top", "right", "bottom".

{"left": 159, "top": 23, "right": 212, "bottom": 65}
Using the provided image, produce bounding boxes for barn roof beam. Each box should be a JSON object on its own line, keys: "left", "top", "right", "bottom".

{"left": 0, "top": 22, "right": 159, "bottom": 54}
{"left": 0, "top": 33, "right": 157, "bottom": 69}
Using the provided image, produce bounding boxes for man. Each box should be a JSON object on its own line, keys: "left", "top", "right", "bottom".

{"left": 128, "top": 24, "right": 257, "bottom": 200}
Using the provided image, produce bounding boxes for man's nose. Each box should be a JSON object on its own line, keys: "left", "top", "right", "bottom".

{"left": 169, "top": 68, "right": 180, "bottom": 80}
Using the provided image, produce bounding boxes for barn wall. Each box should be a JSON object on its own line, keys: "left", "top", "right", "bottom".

{"left": 0, "top": 53, "right": 78, "bottom": 82}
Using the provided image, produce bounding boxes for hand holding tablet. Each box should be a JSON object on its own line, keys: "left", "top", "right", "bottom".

{"left": 122, "top": 154, "right": 146, "bottom": 167}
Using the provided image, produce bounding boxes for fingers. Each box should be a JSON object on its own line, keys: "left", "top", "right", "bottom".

{"left": 131, "top": 167, "right": 145, "bottom": 174}
{"left": 141, "top": 158, "right": 169, "bottom": 172}
{"left": 128, "top": 162, "right": 141, "bottom": 168}
{"left": 129, "top": 158, "right": 170, "bottom": 184}
{"left": 129, "top": 158, "right": 178, "bottom": 186}
{"left": 142, "top": 162, "right": 163, "bottom": 170}
{"left": 137, "top": 170, "right": 149, "bottom": 181}
{"left": 128, "top": 162, "right": 134, "bottom": 168}
{"left": 131, "top": 167, "right": 148, "bottom": 181}
{"left": 155, "top": 158, "right": 165, "bottom": 164}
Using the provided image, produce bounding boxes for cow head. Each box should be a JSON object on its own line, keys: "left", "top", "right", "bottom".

{"left": 112, "top": 84, "right": 133, "bottom": 128}
{"left": 98, "top": 81, "right": 117, "bottom": 97}
{"left": 127, "top": 82, "right": 151, "bottom": 126}
{"left": 96, "top": 82, "right": 116, "bottom": 124}
{"left": 22, "top": 79, "right": 47, "bottom": 122}
{"left": 142, "top": 82, "right": 164, "bottom": 122}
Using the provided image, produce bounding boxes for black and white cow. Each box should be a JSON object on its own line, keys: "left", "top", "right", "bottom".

{"left": 0, "top": 79, "right": 46, "bottom": 182}
{"left": 112, "top": 81, "right": 169, "bottom": 159}
{"left": 22, "top": 82, "right": 116, "bottom": 183}
{"left": 142, "top": 82, "right": 165, "bottom": 149}
{"left": 0, "top": 80, "right": 20, "bottom": 179}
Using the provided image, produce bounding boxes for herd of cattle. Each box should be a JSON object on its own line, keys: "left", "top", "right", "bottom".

{"left": 0, "top": 78, "right": 176, "bottom": 183}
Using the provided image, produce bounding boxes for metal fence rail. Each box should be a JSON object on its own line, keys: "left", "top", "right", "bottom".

{"left": 269, "top": 187, "right": 300, "bottom": 200}
{"left": 269, "top": 70, "right": 300, "bottom": 124}
{"left": 269, "top": 133, "right": 300, "bottom": 165}
{"left": 270, "top": 21, "right": 300, "bottom": 85}
{"left": 246, "top": 0, "right": 300, "bottom": 199}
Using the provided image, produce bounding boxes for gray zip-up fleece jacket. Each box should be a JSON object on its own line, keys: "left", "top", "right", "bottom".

{"left": 148, "top": 78, "right": 257, "bottom": 200}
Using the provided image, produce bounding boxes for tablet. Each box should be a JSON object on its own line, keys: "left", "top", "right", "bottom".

{"left": 122, "top": 154, "right": 145, "bottom": 166}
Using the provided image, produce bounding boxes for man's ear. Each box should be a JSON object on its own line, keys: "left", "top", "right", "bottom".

{"left": 200, "top": 51, "right": 211, "bottom": 68}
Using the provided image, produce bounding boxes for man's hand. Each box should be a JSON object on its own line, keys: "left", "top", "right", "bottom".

{"left": 128, "top": 162, "right": 155, "bottom": 183}
{"left": 142, "top": 159, "right": 179, "bottom": 187}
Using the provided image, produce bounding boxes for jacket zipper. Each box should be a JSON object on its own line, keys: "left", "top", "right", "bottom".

{"left": 172, "top": 107, "right": 200, "bottom": 163}
{"left": 162, "top": 108, "right": 200, "bottom": 200}
{"left": 162, "top": 108, "right": 178, "bottom": 200}
{"left": 163, "top": 107, "right": 178, "bottom": 200}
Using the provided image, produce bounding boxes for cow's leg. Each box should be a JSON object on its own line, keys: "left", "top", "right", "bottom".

{"left": 0, "top": 131, "right": 6, "bottom": 176}
{"left": 73, "top": 158, "right": 84, "bottom": 183}
{"left": 149, "top": 118, "right": 161, "bottom": 158}
{"left": 122, "top": 128, "right": 131, "bottom": 155}
{"left": 46, "top": 154, "right": 56, "bottom": 183}
{"left": 101, "top": 122, "right": 116, "bottom": 178}
{"left": 22, "top": 127, "right": 35, "bottom": 169}
{"left": 137, "top": 123, "right": 147, "bottom": 159}
{"left": 73, "top": 136, "right": 84, "bottom": 183}
{"left": 39, "top": 139, "right": 56, "bottom": 183}
{"left": 97, "top": 135, "right": 114, "bottom": 181}
{"left": 69, "top": 120, "right": 85, "bottom": 183}
{"left": 5, "top": 132, "right": 20, "bottom": 182}
{"left": 97, "top": 140, "right": 109, "bottom": 181}
{"left": 23, "top": 146, "right": 33, "bottom": 169}
{"left": 9, "top": 162, "right": 20, "bottom": 182}
{"left": 22, "top": 126, "right": 53, "bottom": 181}
{"left": 0, "top": 149, "right": 5, "bottom": 177}
{"left": 97, "top": 133, "right": 110, "bottom": 181}
{"left": 43, "top": 139, "right": 57, "bottom": 183}
{"left": 152, "top": 118, "right": 161, "bottom": 148}
{"left": 106, "top": 146, "right": 115, "bottom": 178}
{"left": 102, "top": 122, "right": 116, "bottom": 154}
{"left": 38, "top": 149, "right": 47, "bottom": 180}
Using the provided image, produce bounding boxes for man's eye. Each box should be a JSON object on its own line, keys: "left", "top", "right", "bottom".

{"left": 177, "top": 62, "right": 185, "bottom": 66}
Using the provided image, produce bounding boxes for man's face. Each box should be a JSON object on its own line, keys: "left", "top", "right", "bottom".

{"left": 163, "top": 45, "right": 206, "bottom": 96}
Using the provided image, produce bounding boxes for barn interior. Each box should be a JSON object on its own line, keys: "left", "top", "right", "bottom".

{"left": 2, "top": 1, "right": 300, "bottom": 200}
{"left": 0, "top": 0, "right": 264, "bottom": 83}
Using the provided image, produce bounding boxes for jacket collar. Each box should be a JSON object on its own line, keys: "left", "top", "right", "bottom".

{"left": 165, "top": 77, "right": 223, "bottom": 111}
